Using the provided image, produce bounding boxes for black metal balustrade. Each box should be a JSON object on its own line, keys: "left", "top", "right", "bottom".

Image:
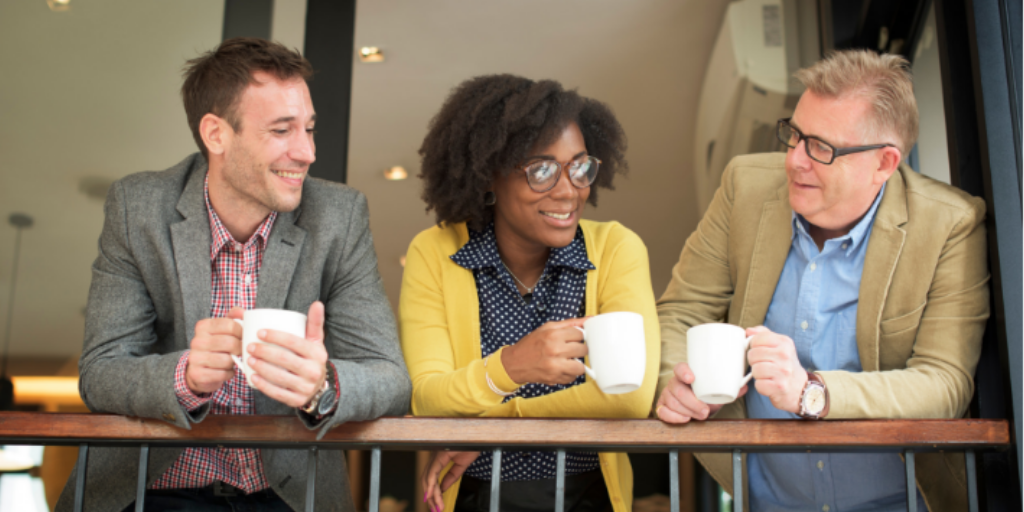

{"left": 0, "top": 413, "right": 1009, "bottom": 512}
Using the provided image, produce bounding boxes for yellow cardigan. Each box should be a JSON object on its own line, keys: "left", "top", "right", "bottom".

{"left": 399, "top": 219, "right": 661, "bottom": 512}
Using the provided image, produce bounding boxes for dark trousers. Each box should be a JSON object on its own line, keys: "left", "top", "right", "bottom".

{"left": 454, "top": 470, "right": 613, "bottom": 512}
{"left": 120, "top": 483, "right": 293, "bottom": 512}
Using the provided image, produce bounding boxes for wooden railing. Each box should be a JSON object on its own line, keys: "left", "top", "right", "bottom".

{"left": 0, "top": 413, "right": 1010, "bottom": 512}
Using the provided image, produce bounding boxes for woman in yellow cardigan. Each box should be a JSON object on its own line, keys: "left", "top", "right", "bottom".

{"left": 401, "top": 75, "right": 660, "bottom": 512}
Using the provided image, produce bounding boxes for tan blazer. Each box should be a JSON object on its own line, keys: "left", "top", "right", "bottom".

{"left": 657, "top": 153, "right": 989, "bottom": 512}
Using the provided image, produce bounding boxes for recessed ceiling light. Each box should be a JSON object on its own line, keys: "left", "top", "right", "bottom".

{"left": 359, "top": 46, "right": 384, "bottom": 63}
{"left": 46, "top": 0, "right": 71, "bottom": 11}
{"left": 383, "top": 166, "right": 408, "bottom": 181}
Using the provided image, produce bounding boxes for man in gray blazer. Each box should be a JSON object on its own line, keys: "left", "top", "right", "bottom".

{"left": 57, "top": 38, "right": 411, "bottom": 512}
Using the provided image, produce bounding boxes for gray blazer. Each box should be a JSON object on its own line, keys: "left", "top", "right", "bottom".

{"left": 57, "top": 153, "right": 411, "bottom": 512}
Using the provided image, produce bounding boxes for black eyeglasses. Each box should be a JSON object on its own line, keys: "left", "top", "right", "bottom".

{"left": 776, "top": 118, "right": 895, "bottom": 165}
{"left": 517, "top": 155, "right": 601, "bottom": 193}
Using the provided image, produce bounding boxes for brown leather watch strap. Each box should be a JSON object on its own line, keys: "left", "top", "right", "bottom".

{"left": 804, "top": 371, "right": 830, "bottom": 418}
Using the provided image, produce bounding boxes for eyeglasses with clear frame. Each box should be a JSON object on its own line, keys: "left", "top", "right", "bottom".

{"left": 517, "top": 155, "right": 601, "bottom": 193}
{"left": 776, "top": 118, "right": 895, "bottom": 165}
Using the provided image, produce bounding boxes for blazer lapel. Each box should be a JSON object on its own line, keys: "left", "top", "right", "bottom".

{"left": 255, "top": 209, "right": 307, "bottom": 311}
{"left": 856, "top": 169, "right": 908, "bottom": 372}
{"left": 170, "top": 163, "right": 213, "bottom": 343}
{"left": 739, "top": 184, "right": 794, "bottom": 327}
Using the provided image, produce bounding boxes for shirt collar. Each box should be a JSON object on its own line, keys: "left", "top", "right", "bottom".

{"left": 450, "top": 223, "right": 595, "bottom": 271}
{"left": 791, "top": 182, "right": 886, "bottom": 255}
{"left": 205, "top": 174, "right": 277, "bottom": 261}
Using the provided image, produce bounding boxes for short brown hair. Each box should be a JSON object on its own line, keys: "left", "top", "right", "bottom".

{"left": 181, "top": 37, "right": 313, "bottom": 158}
{"left": 795, "top": 49, "right": 918, "bottom": 156}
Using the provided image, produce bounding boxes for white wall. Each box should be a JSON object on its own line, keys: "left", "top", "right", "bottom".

{"left": 348, "top": 0, "right": 732, "bottom": 313}
{"left": 0, "top": 0, "right": 223, "bottom": 358}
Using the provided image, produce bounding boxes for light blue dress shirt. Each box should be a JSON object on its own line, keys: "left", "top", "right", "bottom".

{"left": 746, "top": 184, "right": 927, "bottom": 511}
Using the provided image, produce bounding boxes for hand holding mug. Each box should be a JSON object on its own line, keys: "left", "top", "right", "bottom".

{"left": 746, "top": 326, "right": 808, "bottom": 414}
{"left": 501, "top": 318, "right": 588, "bottom": 386}
{"left": 245, "top": 301, "right": 329, "bottom": 408}
{"left": 655, "top": 362, "right": 747, "bottom": 424}
{"left": 185, "top": 306, "right": 245, "bottom": 395}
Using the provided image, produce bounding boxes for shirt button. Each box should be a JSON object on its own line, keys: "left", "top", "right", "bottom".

{"left": 823, "top": 505, "right": 830, "bottom": 512}
{"left": 809, "top": 263, "right": 817, "bottom": 271}
{"left": 233, "top": 243, "right": 243, "bottom": 252}
{"left": 817, "top": 460, "right": 824, "bottom": 470}
{"left": 842, "top": 243, "right": 848, "bottom": 250}
{"left": 801, "top": 320, "right": 809, "bottom": 330}
{"left": 234, "top": 399, "right": 244, "bottom": 407}
{"left": 244, "top": 274, "right": 252, "bottom": 284}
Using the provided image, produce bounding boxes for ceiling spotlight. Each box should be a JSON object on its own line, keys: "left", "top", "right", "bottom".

{"left": 383, "top": 166, "right": 408, "bottom": 181}
{"left": 359, "top": 46, "right": 385, "bottom": 63}
{"left": 46, "top": 0, "right": 71, "bottom": 11}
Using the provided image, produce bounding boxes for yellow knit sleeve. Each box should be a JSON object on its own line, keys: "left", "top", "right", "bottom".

{"left": 399, "top": 228, "right": 522, "bottom": 417}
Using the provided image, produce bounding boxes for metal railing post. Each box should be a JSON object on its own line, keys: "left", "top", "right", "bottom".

{"left": 73, "top": 443, "right": 88, "bottom": 512}
{"left": 134, "top": 444, "right": 149, "bottom": 512}
{"left": 369, "top": 447, "right": 382, "bottom": 512}
{"left": 305, "top": 446, "right": 318, "bottom": 512}
{"left": 905, "top": 450, "right": 917, "bottom": 512}
{"left": 732, "top": 449, "right": 742, "bottom": 512}
{"left": 490, "top": 448, "right": 502, "bottom": 512}
{"left": 966, "top": 450, "right": 979, "bottom": 512}
{"left": 555, "top": 449, "right": 566, "bottom": 512}
{"left": 669, "top": 449, "right": 680, "bottom": 512}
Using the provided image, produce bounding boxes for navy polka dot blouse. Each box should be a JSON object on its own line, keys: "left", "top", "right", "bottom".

{"left": 450, "top": 223, "right": 599, "bottom": 482}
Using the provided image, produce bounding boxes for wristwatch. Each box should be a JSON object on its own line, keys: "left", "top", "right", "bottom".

{"left": 797, "top": 371, "right": 829, "bottom": 419}
{"left": 300, "top": 364, "right": 338, "bottom": 417}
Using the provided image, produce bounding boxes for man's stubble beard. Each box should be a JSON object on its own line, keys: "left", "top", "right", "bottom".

{"left": 223, "top": 142, "right": 300, "bottom": 215}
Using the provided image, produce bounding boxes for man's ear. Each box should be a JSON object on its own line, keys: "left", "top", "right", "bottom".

{"left": 199, "top": 113, "right": 231, "bottom": 157}
{"left": 874, "top": 145, "right": 902, "bottom": 185}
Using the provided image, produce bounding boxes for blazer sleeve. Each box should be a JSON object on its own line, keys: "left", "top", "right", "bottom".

{"left": 655, "top": 164, "right": 738, "bottom": 397}
{"left": 78, "top": 181, "right": 206, "bottom": 429}
{"left": 484, "top": 227, "right": 660, "bottom": 420}
{"left": 399, "top": 231, "right": 518, "bottom": 417}
{"left": 821, "top": 198, "right": 990, "bottom": 419}
{"left": 309, "top": 193, "right": 412, "bottom": 435}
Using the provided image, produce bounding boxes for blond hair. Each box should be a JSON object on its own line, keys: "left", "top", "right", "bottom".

{"left": 795, "top": 49, "right": 918, "bottom": 156}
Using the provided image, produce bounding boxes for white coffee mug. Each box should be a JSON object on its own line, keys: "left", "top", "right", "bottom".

{"left": 574, "top": 311, "right": 646, "bottom": 394}
{"left": 687, "top": 323, "right": 753, "bottom": 404}
{"left": 228, "top": 308, "right": 307, "bottom": 388}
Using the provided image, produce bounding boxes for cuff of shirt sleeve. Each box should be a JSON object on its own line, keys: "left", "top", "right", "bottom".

{"left": 485, "top": 346, "right": 522, "bottom": 394}
{"left": 173, "top": 350, "right": 213, "bottom": 411}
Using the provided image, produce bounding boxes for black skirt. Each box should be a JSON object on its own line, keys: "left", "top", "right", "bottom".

{"left": 453, "top": 469, "right": 613, "bottom": 512}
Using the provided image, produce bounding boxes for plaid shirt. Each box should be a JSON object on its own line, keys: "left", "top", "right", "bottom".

{"left": 150, "top": 175, "right": 277, "bottom": 492}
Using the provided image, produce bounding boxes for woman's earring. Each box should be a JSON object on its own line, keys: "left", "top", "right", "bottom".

{"left": 484, "top": 191, "right": 496, "bottom": 206}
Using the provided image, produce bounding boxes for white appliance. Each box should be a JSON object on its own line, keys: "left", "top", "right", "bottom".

{"left": 693, "top": 0, "right": 821, "bottom": 214}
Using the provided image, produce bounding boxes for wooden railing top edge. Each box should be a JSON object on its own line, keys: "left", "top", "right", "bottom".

{"left": 0, "top": 413, "right": 1010, "bottom": 452}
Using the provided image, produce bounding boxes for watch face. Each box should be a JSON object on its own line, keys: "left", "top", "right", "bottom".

{"left": 318, "top": 385, "right": 337, "bottom": 416}
{"left": 804, "top": 386, "right": 826, "bottom": 415}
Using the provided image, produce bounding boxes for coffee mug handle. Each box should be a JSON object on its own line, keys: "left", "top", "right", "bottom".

{"left": 739, "top": 334, "right": 755, "bottom": 386}
{"left": 573, "top": 326, "right": 598, "bottom": 381}
{"left": 230, "top": 319, "right": 248, "bottom": 374}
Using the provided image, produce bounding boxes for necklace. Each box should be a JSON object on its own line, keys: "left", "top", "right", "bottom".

{"left": 500, "top": 259, "right": 540, "bottom": 294}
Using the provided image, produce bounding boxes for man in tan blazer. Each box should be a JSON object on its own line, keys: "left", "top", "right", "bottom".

{"left": 655, "top": 50, "right": 989, "bottom": 512}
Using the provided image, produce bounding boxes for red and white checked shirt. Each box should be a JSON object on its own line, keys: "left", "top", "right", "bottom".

{"left": 150, "top": 176, "right": 277, "bottom": 492}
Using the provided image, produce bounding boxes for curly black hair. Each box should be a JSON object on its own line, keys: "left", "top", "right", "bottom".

{"left": 418, "top": 74, "right": 628, "bottom": 231}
